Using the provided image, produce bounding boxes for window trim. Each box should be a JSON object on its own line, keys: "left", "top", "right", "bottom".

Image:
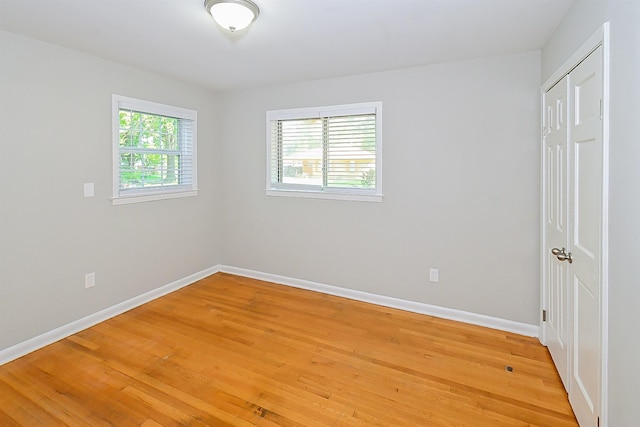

{"left": 266, "top": 102, "right": 383, "bottom": 202}
{"left": 112, "top": 95, "right": 198, "bottom": 205}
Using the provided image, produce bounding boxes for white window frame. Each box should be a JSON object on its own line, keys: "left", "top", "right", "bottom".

{"left": 266, "top": 102, "right": 383, "bottom": 202}
{"left": 112, "top": 95, "right": 198, "bottom": 205}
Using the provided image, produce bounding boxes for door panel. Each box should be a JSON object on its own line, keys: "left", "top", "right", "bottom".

{"left": 569, "top": 45, "right": 603, "bottom": 427}
{"left": 575, "top": 137, "right": 598, "bottom": 259}
{"left": 574, "top": 274, "right": 598, "bottom": 411}
{"left": 543, "top": 76, "right": 569, "bottom": 389}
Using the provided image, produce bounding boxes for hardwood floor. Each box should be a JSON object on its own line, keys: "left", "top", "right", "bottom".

{"left": 0, "top": 273, "right": 577, "bottom": 426}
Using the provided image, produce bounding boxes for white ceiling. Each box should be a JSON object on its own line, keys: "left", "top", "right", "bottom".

{"left": 0, "top": 0, "right": 575, "bottom": 91}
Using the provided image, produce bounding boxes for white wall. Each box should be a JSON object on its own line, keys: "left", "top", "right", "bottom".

{"left": 0, "top": 31, "right": 222, "bottom": 350}
{"left": 219, "top": 51, "right": 542, "bottom": 325}
{"left": 541, "top": 1, "right": 640, "bottom": 424}
{"left": 0, "top": 25, "right": 546, "bottom": 365}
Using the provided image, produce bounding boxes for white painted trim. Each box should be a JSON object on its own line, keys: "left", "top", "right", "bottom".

{"left": 1, "top": 263, "right": 540, "bottom": 367}
{"left": 266, "top": 189, "right": 383, "bottom": 203}
{"left": 539, "top": 84, "right": 548, "bottom": 346}
{"left": 600, "top": 22, "right": 610, "bottom": 427}
{"left": 112, "top": 189, "right": 198, "bottom": 205}
{"left": 0, "top": 265, "right": 220, "bottom": 366}
{"left": 219, "top": 265, "right": 539, "bottom": 337}
{"left": 542, "top": 24, "right": 606, "bottom": 92}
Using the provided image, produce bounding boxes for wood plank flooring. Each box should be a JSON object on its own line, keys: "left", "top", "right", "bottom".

{"left": 0, "top": 273, "right": 577, "bottom": 426}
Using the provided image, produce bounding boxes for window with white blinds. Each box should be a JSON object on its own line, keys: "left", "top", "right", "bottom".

{"left": 112, "top": 95, "right": 197, "bottom": 205}
{"left": 267, "top": 102, "right": 382, "bottom": 202}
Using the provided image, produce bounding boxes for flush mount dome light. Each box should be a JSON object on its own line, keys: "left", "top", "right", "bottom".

{"left": 204, "top": 0, "right": 260, "bottom": 32}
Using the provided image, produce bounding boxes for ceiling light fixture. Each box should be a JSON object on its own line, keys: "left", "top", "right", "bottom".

{"left": 204, "top": 0, "right": 260, "bottom": 33}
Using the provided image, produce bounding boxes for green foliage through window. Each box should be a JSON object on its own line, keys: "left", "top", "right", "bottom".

{"left": 118, "top": 110, "right": 182, "bottom": 189}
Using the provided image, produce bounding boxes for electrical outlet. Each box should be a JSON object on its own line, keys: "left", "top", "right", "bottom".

{"left": 429, "top": 268, "right": 439, "bottom": 283}
{"left": 85, "top": 272, "right": 96, "bottom": 288}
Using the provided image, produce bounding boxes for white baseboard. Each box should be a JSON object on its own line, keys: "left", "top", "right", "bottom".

{"left": 0, "top": 265, "right": 221, "bottom": 366}
{"left": 1, "top": 264, "right": 539, "bottom": 366}
{"left": 219, "top": 265, "right": 539, "bottom": 337}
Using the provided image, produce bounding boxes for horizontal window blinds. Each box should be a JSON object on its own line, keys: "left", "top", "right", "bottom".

{"left": 118, "top": 109, "right": 194, "bottom": 193}
{"left": 270, "top": 110, "right": 377, "bottom": 192}
{"left": 271, "top": 118, "right": 323, "bottom": 187}
{"left": 326, "top": 114, "right": 376, "bottom": 189}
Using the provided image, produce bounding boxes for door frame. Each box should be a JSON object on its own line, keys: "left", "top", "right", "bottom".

{"left": 540, "top": 23, "right": 610, "bottom": 425}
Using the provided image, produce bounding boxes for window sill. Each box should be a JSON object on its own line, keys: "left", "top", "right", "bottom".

{"left": 112, "top": 189, "right": 198, "bottom": 205}
{"left": 266, "top": 189, "right": 383, "bottom": 203}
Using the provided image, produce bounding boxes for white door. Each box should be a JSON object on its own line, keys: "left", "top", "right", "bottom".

{"left": 568, "top": 45, "right": 603, "bottom": 427}
{"left": 543, "top": 75, "right": 570, "bottom": 390}
{"left": 543, "top": 45, "right": 604, "bottom": 427}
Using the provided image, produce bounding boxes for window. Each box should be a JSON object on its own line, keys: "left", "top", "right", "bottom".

{"left": 112, "top": 95, "right": 197, "bottom": 205}
{"left": 266, "top": 102, "right": 382, "bottom": 202}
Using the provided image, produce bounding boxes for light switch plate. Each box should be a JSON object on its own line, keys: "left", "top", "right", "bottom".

{"left": 85, "top": 272, "right": 95, "bottom": 288}
{"left": 83, "top": 183, "right": 95, "bottom": 198}
{"left": 429, "top": 268, "right": 439, "bottom": 283}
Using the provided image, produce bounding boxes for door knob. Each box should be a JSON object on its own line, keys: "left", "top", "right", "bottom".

{"left": 551, "top": 247, "right": 573, "bottom": 264}
{"left": 556, "top": 251, "right": 573, "bottom": 263}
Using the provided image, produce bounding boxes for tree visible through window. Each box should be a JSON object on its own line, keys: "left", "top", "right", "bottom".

{"left": 112, "top": 95, "right": 197, "bottom": 204}
{"left": 118, "top": 110, "right": 181, "bottom": 189}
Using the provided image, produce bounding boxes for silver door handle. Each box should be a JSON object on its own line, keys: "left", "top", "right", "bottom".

{"left": 556, "top": 252, "right": 573, "bottom": 263}
{"left": 551, "top": 247, "right": 573, "bottom": 264}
